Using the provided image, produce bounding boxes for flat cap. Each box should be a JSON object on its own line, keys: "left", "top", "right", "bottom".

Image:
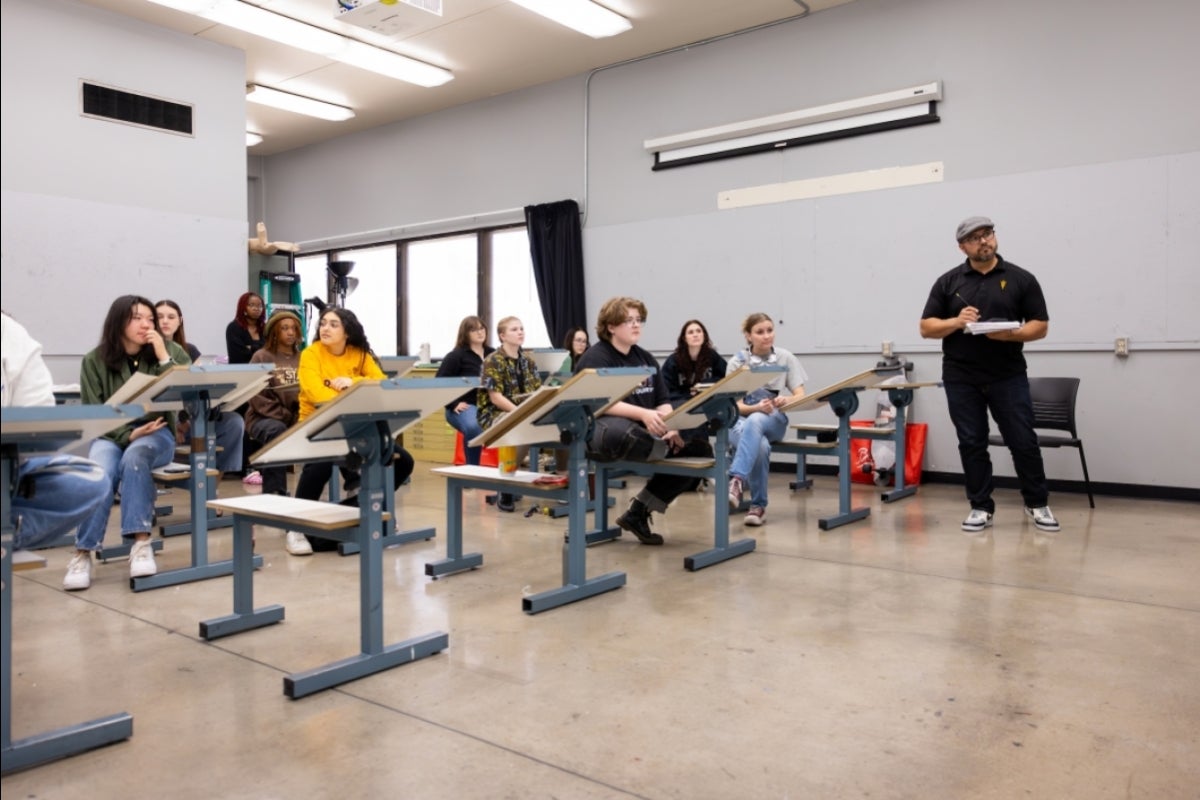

{"left": 956, "top": 216, "right": 994, "bottom": 242}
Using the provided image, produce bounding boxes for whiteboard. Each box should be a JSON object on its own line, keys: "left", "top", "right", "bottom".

{"left": 585, "top": 152, "right": 1200, "bottom": 353}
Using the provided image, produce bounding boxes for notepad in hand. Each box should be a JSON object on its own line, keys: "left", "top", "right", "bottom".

{"left": 965, "top": 321, "right": 1020, "bottom": 335}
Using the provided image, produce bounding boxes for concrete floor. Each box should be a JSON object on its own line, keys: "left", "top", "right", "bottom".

{"left": 3, "top": 467, "right": 1198, "bottom": 799}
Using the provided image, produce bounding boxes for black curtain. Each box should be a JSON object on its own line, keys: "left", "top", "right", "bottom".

{"left": 525, "top": 200, "right": 586, "bottom": 347}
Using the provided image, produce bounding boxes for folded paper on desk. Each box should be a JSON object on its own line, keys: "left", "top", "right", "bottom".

{"left": 965, "top": 321, "right": 1020, "bottom": 335}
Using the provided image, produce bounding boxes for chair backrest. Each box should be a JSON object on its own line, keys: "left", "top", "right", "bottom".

{"left": 1029, "top": 377, "right": 1080, "bottom": 436}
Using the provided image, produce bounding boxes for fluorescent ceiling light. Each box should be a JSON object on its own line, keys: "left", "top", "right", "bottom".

{"left": 146, "top": 0, "right": 453, "bottom": 87}
{"left": 645, "top": 82, "right": 943, "bottom": 170}
{"left": 508, "top": 0, "right": 631, "bottom": 38}
{"left": 246, "top": 131, "right": 263, "bottom": 146}
{"left": 246, "top": 85, "right": 355, "bottom": 121}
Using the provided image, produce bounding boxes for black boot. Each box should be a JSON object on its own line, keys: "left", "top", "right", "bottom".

{"left": 616, "top": 499, "right": 664, "bottom": 545}
{"left": 497, "top": 492, "right": 516, "bottom": 512}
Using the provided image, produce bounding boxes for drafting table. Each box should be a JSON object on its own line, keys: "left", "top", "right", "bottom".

{"left": 200, "top": 377, "right": 473, "bottom": 698}
{"left": 2, "top": 403, "right": 143, "bottom": 773}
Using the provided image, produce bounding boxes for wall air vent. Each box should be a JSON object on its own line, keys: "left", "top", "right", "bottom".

{"left": 80, "top": 81, "right": 193, "bottom": 136}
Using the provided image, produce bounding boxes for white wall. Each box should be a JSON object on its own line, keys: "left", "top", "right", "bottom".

{"left": 0, "top": 0, "right": 248, "bottom": 374}
{"left": 266, "top": 0, "right": 1198, "bottom": 489}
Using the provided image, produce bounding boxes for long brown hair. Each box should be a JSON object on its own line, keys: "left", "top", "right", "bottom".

{"left": 155, "top": 299, "right": 190, "bottom": 352}
{"left": 672, "top": 319, "right": 717, "bottom": 385}
{"left": 98, "top": 295, "right": 158, "bottom": 371}
{"left": 454, "top": 316, "right": 486, "bottom": 350}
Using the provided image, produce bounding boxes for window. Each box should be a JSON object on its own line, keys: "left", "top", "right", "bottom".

{"left": 291, "top": 225, "right": 548, "bottom": 360}
{"left": 491, "top": 228, "right": 550, "bottom": 349}
{"left": 405, "top": 234, "right": 479, "bottom": 358}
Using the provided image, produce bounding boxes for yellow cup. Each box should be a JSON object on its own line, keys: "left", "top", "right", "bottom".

{"left": 497, "top": 446, "right": 518, "bottom": 476}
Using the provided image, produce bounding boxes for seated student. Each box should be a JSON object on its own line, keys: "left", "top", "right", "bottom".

{"left": 287, "top": 307, "right": 414, "bottom": 556}
{"left": 435, "top": 315, "right": 493, "bottom": 467}
{"left": 244, "top": 309, "right": 302, "bottom": 497}
{"left": 70, "top": 295, "right": 192, "bottom": 589}
{"left": 562, "top": 327, "right": 590, "bottom": 374}
{"left": 2, "top": 312, "right": 110, "bottom": 569}
{"left": 725, "top": 313, "right": 807, "bottom": 527}
{"left": 573, "top": 297, "right": 714, "bottom": 545}
{"left": 661, "top": 319, "right": 728, "bottom": 408}
{"left": 225, "top": 292, "right": 265, "bottom": 364}
{"left": 476, "top": 316, "right": 542, "bottom": 512}
{"left": 155, "top": 299, "right": 245, "bottom": 477}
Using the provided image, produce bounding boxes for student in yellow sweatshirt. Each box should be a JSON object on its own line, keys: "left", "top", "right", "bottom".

{"left": 285, "top": 307, "right": 414, "bottom": 555}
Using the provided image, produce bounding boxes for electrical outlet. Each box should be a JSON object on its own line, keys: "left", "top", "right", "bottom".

{"left": 1115, "top": 337, "right": 1129, "bottom": 357}
{"left": 881, "top": 340, "right": 893, "bottom": 358}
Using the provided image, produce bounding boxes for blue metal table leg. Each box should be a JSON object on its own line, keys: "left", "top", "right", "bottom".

{"left": 199, "top": 517, "right": 283, "bottom": 640}
{"left": 425, "top": 478, "right": 483, "bottom": 577}
{"left": 818, "top": 390, "right": 871, "bottom": 530}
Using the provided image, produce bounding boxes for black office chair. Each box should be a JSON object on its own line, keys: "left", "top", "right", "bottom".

{"left": 989, "top": 377, "right": 1094, "bottom": 508}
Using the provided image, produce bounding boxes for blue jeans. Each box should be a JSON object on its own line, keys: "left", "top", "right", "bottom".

{"left": 214, "top": 411, "right": 245, "bottom": 473}
{"left": 75, "top": 427, "right": 176, "bottom": 550}
{"left": 12, "top": 455, "right": 110, "bottom": 550}
{"left": 728, "top": 410, "right": 788, "bottom": 508}
{"left": 444, "top": 405, "right": 483, "bottom": 466}
{"left": 944, "top": 375, "right": 1048, "bottom": 512}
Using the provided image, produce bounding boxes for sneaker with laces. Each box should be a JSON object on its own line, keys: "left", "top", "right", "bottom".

{"left": 63, "top": 551, "right": 93, "bottom": 591}
{"left": 285, "top": 530, "right": 314, "bottom": 556}
{"left": 129, "top": 539, "right": 157, "bottom": 578}
{"left": 744, "top": 506, "right": 766, "bottom": 526}
{"left": 616, "top": 499, "right": 664, "bottom": 545}
{"left": 242, "top": 470, "right": 262, "bottom": 485}
{"left": 727, "top": 475, "right": 745, "bottom": 510}
{"left": 961, "top": 509, "right": 994, "bottom": 532}
{"left": 1025, "top": 505, "right": 1060, "bottom": 532}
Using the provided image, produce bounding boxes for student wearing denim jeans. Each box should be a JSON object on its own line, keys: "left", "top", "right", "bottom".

{"left": 435, "top": 316, "right": 493, "bottom": 467}
{"left": 68, "top": 296, "right": 191, "bottom": 590}
{"left": 725, "top": 313, "right": 807, "bottom": 527}
{"left": 920, "top": 216, "right": 1059, "bottom": 534}
{"left": 2, "top": 312, "right": 110, "bottom": 557}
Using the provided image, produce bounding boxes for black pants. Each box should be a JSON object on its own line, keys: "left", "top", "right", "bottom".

{"left": 294, "top": 447, "right": 415, "bottom": 551}
{"left": 247, "top": 417, "right": 289, "bottom": 496}
{"left": 588, "top": 416, "right": 713, "bottom": 510}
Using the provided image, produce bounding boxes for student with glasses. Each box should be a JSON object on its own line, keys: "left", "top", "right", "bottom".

{"left": 572, "top": 297, "right": 713, "bottom": 545}
{"left": 225, "top": 291, "right": 266, "bottom": 364}
{"left": 436, "top": 315, "right": 494, "bottom": 467}
{"left": 920, "top": 216, "right": 1059, "bottom": 534}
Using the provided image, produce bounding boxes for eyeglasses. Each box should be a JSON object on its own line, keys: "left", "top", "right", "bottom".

{"left": 622, "top": 317, "right": 645, "bottom": 327}
{"left": 963, "top": 228, "right": 996, "bottom": 245}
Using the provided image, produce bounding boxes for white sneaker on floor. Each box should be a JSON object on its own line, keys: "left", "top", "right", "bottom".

{"left": 961, "top": 509, "right": 994, "bottom": 533}
{"left": 63, "top": 551, "right": 93, "bottom": 591}
{"left": 285, "top": 530, "right": 313, "bottom": 556}
{"left": 1025, "top": 505, "right": 1061, "bottom": 532}
{"left": 744, "top": 506, "right": 766, "bottom": 526}
{"left": 129, "top": 539, "right": 157, "bottom": 578}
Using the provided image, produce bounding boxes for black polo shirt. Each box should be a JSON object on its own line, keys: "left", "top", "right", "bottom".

{"left": 921, "top": 255, "right": 1050, "bottom": 383}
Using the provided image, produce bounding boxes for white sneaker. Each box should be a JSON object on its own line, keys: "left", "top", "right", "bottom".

{"left": 129, "top": 539, "right": 157, "bottom": 578}
{"left": 63, "top": 551, "right": 93, "bottom": 591}
{"left": 961, "top": 509, "right": 994, "bottom": 532}
{"left": 744, "top": 506, "right": 766, "bottom": 526}
{"left": 1025, "top": 506, "right": 1061, "bottom": 532}
{"left": 285, "top": 530, "right": 313, "bottom": 556}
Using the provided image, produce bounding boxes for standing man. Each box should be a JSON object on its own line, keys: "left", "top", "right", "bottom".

{"left": 920, "top": 216, "right": 1060, "bottom": 533}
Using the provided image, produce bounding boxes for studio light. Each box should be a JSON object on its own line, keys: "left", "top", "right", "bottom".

{"left": 146, "top": 0, "right": 453, "bottom": 87}
{"left": 246, "top": 85, "right": 355, "bottom": 121}
{"left": 508, "top": 0, "right": 631, "bottom": 39}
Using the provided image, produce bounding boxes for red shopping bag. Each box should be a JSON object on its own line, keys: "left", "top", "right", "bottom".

{"left": 453, "top": 432, "right": 499, "bottom": 467}
{"left": 849, "top": 421, "right": 927, "bottom": 487}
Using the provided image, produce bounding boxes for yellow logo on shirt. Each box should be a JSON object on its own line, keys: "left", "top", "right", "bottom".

{"left": 1000, "top": 279, "right": 1007, "bottom": 290}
